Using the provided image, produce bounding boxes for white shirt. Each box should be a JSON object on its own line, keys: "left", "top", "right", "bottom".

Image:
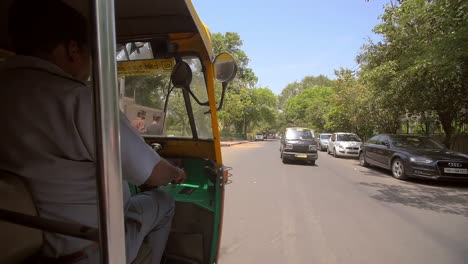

{"left": 0, "top": 56, "right": 160, "bottom": 257}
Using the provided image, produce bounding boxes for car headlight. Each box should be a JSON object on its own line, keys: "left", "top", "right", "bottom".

{"left": 285, "top": 144, "right": 293, "bottom": 150}
{"left": 338, "top": 145, "right": 344, "bottom": 149}
{"left": 309, "top": 145, "right": 317, "bottom": 151}
{"left": 409, "top": 157, "right": 433, "bottom": 164}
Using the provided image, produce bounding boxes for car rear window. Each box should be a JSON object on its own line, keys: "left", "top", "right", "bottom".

{"left": 337, "top": 134, "right": 361, "bottom": 142}
{"left": 390, "top": 136, "right": 444, "bottom": 149}
{"left": 285, "top": 129, "right": 313, "bottom": 140}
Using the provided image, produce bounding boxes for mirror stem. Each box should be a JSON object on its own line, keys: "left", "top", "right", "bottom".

{"left": 216, "top": 82, "right": 228, "bottom": 111}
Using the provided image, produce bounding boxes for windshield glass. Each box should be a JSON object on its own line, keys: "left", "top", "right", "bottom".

{"left": 390, "top": 136, "right": 444, "bottom": 149}
{"left": 337, "top": 134, "right": 361, "bottom": 142}
{"left": 117, "top": 55, "right": 212, "bottom": 139}
{"left": 320, "top": 134, "right": 331, "bottom": 140}
{"left": 285, "top": 129, "right": 313, "bottom": 140}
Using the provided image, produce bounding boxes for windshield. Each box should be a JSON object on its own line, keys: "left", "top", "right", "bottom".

{"left": 320, "top": 134, "right": 331, "bottom": 140}
{"left": 337, "top": 134, "right": 361, "bottom": 142}
{"left": 390, "top": 136, "right": 444, "bottom": 149}
{"left": 117, "top": 52, "right": 212, "bottom": 139}
{"left": 285, "top": 129, "right": 313, "bottom": 140}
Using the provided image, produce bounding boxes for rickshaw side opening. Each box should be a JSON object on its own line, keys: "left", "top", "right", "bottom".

{"left": 0, "top": 0, "right": 236, "bottom": 263}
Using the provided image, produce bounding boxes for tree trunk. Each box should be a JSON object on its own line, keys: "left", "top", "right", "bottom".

{"left": 437, "top": 111, "right": 454, "bottom": 149}
{"left": 243, "top": 112, "right": 247, "bottom": 140}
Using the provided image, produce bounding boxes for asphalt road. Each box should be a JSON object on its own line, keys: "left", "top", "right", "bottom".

{"left": 218, "top": 140, "right": 468, "bottom": 264}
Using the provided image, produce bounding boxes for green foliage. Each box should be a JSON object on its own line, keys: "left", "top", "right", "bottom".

{"left": 124, "top": 75, "right": 168, "bottom": 109}
{"left": 358, "top": 0, "right": 468, "bottom": 146}
{"left": 278, "top": 75, "right": 335, "bottom": 109}
{"left": 284, "top": 86, "right": 333, "bottom": 132}
{"left": 212, "top": 32, "right": 284, "bottom": 138}
{"left": 280, "top": 0, "right": 467, "bottom": 146}
{"left": 212, "top": 32, "right": 258, "bottom": 88}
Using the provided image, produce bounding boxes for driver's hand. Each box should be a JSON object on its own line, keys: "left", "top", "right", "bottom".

{"left": 172, "top": 167, "right": 187, "bottom": 184}
{"left": 147, "top": 159, "right": 186, "bottom": 187}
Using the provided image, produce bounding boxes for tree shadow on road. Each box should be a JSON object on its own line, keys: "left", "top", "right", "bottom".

{"left": 283, "top": 160, "right": 317, "bottom": 167}
{"left": 359, "top": 180, "right": 468, "bottom": 217}
{"left": 357, "top": 164, "right": 396, "bottom": 179}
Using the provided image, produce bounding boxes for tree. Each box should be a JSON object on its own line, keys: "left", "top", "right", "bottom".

{"left": 326, "top": 69, "right": 376, "bottom": 139}
{"left": 284, "top": 86, "right": 333, "bottom": 132}
{"left": 359, "top": 0, "right": 468, "bottom": 147}
{"left": 278, "top": 75, "right": 335, "bottom": 109}
{"left": 212, "top": 32, "right": 278, "bottom": 138}
{"left": 212, "top": 32, "right": 258, "bottom": 88}
{"left": 124, "top": 74, "right": 168, "bottom": 109}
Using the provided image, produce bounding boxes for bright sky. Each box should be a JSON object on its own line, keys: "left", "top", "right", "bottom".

{"left": 193, "top": 0, "right": 388, "bottom": 94}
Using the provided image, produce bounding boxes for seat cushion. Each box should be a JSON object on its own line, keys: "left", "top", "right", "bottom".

{"left": 0, "top": 171, "right": 43, "bottom": 263}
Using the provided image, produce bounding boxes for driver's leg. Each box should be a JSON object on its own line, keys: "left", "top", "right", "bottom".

{"left": 125, "top": 189, "right": 175, "bottom": 263}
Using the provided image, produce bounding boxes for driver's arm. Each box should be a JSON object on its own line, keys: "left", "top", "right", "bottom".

{"left": 119, "top": 112, "right": 186, "bottom": 187}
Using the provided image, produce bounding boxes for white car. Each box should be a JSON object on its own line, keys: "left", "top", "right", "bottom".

{"left": 255, "top": 133, "right": 264, "bottom": 141}
{"left": 328, "top": 133, "right": 362, "bottom": 158}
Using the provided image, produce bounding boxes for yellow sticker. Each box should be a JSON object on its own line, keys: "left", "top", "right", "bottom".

{"left": 117, "top": 59, "right": 175, "bottom": 77}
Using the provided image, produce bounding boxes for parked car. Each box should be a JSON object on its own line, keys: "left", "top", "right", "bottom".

{"left": 255, "top": 133, "right": 265, "bottom": 141}
{"left": 317, "top": 133, "right": 332, "bottom": 151}
{"left": 328, "top": 133, "right": 362, "bottom": 158}
{"left": 280, "top": 127, "right": 318, "bottom": 165}
{"left": 359, "top": 134, "right": 468, "bottom": 180}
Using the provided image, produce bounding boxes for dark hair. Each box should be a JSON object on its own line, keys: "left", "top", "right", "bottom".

{"left": 8, "top": 0, "right": 88, "bottom": 55}
{"left": 153, "top": 115, "right": 161, "bottom": 122}
{"left": 137, "top": 110, "right": 146, "bottom": 118}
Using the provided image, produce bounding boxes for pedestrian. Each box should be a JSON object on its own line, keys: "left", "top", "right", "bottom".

{"left": 147, "top": 114, "right": 164, "bottom": 135}
{"left": 132, "top": 110, "right": 147, "bottom": 134}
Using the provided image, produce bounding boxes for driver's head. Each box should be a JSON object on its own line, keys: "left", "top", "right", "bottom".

{"left": 8, "top": 0, "right": 91, "bottom": 81}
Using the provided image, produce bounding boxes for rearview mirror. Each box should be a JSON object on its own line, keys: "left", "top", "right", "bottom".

{"left": 168, "top": 61, "right": 209, "bottom": 114}
{"left": 170, "top": 61, "right": 192, "bottom": 88}
{"left": 213, "top": 53, "right": 237, "bottom": 112}
{"left": 164, "top": 61, "right": 194, "bottom": 115}
{"left": 214, "top": 53, "right": 237, "bottom": 83}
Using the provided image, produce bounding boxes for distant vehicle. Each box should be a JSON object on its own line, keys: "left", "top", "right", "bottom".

{"left": 317, "top": 133, "right": 332, "bottom": 151}
{"left": 359, "top": 134, "right": 468, "bottom": 180}
{"left": 280, "top": 127, "right": 318, "bottom": 165}
{"left": 255, "top": 133, "right": 264, "bottom": 141}
{"left": 328, "top": 133, "right": 362, "bottom": 158}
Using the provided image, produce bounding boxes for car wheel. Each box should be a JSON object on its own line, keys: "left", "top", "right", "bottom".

{"left": 282, "top": 156, "right": 288, "bottom": 164}
{"left": 359, "top": 152, "right": 369, "bottom": 167}
{"left": 391, "top": 158, "right": 407, "bottom": 180}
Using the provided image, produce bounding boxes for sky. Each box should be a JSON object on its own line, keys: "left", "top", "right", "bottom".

{"left": 192, "top": 0, "right": 388, "bottom": 94}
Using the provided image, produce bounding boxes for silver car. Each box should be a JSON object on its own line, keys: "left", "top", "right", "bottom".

{"left": 317, "top": 133, "right": 332, "bottom": 151}
{"left": 328, "top": 133, "right": 362, "bottom": 158}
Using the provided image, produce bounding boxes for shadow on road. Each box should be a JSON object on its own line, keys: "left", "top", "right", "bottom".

{"left": 282, "top": 160, "right": 317, "bottom": 167}
{"left": 359, "top": 180, "right": 468, "bottom": 217}
{"left": 358, "top": 164, "right": 394, "bottom": 179}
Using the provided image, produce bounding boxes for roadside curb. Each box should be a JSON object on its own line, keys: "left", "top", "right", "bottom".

{"left": 220, "top": 141, "right": 250, "bottom": 147}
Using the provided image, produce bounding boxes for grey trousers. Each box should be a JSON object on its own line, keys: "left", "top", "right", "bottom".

{"left": 77, "top": 189, "right": 175, "bottom": 264}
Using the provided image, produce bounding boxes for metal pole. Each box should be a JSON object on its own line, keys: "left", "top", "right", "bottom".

{"left": 90, "top": 0, "right": 126, "bottom": 263}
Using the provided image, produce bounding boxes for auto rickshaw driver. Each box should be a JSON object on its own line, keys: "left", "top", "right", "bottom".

{"left": 0, "top": 0, "right": 185, "bottom": 263}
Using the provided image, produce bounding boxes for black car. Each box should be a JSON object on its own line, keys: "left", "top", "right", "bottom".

{"left": 280, "top": 127, "right": 318, "bottom": 165}
{"left": 359, "top": 134, "right": 468, "bottom": 180}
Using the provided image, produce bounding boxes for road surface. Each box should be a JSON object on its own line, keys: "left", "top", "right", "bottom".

{"left": 218, "top": 140, "right": 468, "bottom": 264}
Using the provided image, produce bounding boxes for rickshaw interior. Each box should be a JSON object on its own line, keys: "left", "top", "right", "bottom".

{"left": 0, "top": 0, "right": 235, "bottom": 263}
